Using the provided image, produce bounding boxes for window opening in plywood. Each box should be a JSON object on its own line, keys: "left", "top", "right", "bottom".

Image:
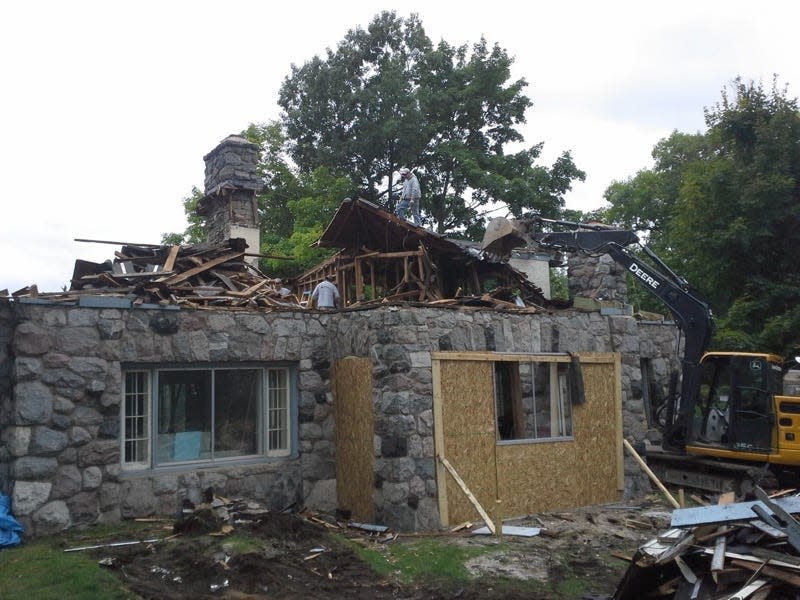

{"left": 494, "top": 360, "right": 573, "bottom": 442}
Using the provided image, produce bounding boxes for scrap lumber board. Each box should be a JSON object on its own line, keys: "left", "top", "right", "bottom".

{"left": 702, "top": 548, "right": 800, "bottom": 571}
{"left": 472, "top": 525, "right": 540, "bottom": 537}
{"left": 157, "top": 251, "right": 245, "bottom": 285}
{"left": 671, "top": 496, "right": 800, "bottom": 528}
{"left": 162, "top": 245, "right": 181, "bottom": 272}
{"left": 437, "top": 454, "right": 495, "bottom": 534}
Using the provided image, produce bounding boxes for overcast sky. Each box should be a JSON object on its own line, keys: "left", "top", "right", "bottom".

{"left": 2, "top": 1, "right": 798, "bottom": 293}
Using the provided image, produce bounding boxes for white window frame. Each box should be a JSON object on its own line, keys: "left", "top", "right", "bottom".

{"left": 123, "top": 370, "right": 151, "bottom": 470}
{"left": 121, "top": 364, "right": 294, "bottom": 470}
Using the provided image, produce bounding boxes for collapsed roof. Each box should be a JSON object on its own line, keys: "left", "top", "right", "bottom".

{"left": 7, "top": 198, "right": 559, "bottom": 312}
{"left": 293, "top": 197, "right": 556, "bottom": 310}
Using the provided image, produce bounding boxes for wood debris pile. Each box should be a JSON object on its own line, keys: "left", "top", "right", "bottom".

{"left": 615, "top": 487, "right": 800, "bottom": 599}
{"left": 10, "top": 238, "right": 301, "bottom": 309}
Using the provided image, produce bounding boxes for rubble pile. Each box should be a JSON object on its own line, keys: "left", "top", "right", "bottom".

{"left": 615, "top": 487, "right": 800, "bottom": 599}
{"left": 10, "top": 238, "right": 300, "bottom": 309}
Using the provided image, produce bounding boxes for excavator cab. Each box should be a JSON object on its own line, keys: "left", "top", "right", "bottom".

{"left": 690, "top": 353, "right": 780, "bottom": 455}
{"left": 685, "top": 351, "right": 800, "bottom": 478}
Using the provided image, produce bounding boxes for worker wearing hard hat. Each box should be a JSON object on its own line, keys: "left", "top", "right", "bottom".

{"left": 396, "top": 167, "right": 421, "bottom": 226}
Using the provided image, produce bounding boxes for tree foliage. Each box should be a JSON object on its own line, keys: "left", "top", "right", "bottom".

{"left": 167, "top": 12, "right": 584, "bottom": 280}
{"left": 161, "top": 186, "right": 206, "bottom": 245}
{"left": 278, "top": 11, "right": 584, "bottom": 235}
{"left": 602, "top": 77, "right": 800, "bottom": 356}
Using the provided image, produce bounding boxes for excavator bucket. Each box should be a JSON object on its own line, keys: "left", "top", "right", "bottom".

{"left": 481, "top": 217, "right": 531, "bottom": 259}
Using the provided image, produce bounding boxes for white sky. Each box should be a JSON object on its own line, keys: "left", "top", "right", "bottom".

{"left": 2, "top": 0, "right": 798, "bottom": 292}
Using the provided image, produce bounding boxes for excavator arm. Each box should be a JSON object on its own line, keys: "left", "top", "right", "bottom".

{"left": 483, "top": 216, "right": 714, "bottom": 450}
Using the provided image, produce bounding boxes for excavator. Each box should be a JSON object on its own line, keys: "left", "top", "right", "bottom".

{"left": 482, "top": 214, "right": 800, "bottom": 494}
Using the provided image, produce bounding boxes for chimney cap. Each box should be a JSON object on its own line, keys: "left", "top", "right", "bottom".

{"left": 203, "top": 134, "right": 259, "bottom": 161}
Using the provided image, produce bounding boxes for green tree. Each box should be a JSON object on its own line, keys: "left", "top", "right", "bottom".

{"left": 278, "top": 11, "right": 584, "bottom": 235}
{"left": 242, "top": 122, "right": 301, "bottom": 243}
{"left": 604, "top": 131, "right": 706, "bottom": 252}
{"left": 279, "top": 12, "right": 430, "bottom": 202}
{"left": 672, "top": 78, "right": 800, "bottom": 355}
{"left": 603, "top": 77, "right": 800, "bottom": 356}
{"left": 161, "top": 186, "right": 206, "bottom": 245}
{"left": 260, "top": 166, "right": 351, "bottom": 278}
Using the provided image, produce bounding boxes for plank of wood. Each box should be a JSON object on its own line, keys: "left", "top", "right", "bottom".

{"left": 162, "top": 245, "right": 181, "bottom": 272}
{"left": 368, "top": 250, "right": 423, "bottom": 259}
{"left": 731, "top": 559, "right": 800, "bottom": 586}
{"left": 97, "top": 273, "right": 125, "bottom": 288}
{"left": 672, "top": 497, "right": 800, "bottom": 528}
{"left": 437, "top": 454, "right": 495, "bottom": 534}
{"left": 230, "top": 279, "right": 269, "bottom": 298}
{"left": 623, "top": 438, "right": 681, "bottom": 509}
{"left": 157, "top": 251, "right": 244, "bottom": 285}
{"left": 93, "top": 271, "right": 174, "bottom": 280}
{"left": 707, "top": 549, "right": 800, "bottom": 571}
{"left": 711, "top": 532, "right": 726, "bottom": 572}
{"left": 74, "top": 238, "right": 163, "bottom": 248}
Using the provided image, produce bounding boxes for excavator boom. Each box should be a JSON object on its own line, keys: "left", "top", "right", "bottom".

{"left": 482, "top": 214, "right": 800, "bottom": 492}
{"left": 482, "top": 215, "right": 713, "bottom": 450}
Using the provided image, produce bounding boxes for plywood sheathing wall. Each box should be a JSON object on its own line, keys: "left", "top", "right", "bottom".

{"left": 331, "top": 356, "right": 375, "bottom": 522}
{"left": 433, "top": 352, "right": 623, "bottom": 526}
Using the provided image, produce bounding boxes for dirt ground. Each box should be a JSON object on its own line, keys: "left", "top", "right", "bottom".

{"left": 82, "top": 496, "right": 674, "bottom": 600}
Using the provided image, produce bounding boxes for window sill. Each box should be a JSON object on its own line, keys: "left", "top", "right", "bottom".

{"left": 496, "top": 436, "right": 575, "bottom": 446}
{"left": 120, "top": 453, "right": 299, "bottom": 477}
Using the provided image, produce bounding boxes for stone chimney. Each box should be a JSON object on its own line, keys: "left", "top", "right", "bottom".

{"left": 197, "top": 135, "right": 262, "bottom": 264}
{"left": 567, "top": 253, "right": 628, "bottom": 304}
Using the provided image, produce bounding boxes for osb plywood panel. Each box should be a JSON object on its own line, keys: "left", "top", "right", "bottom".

{"left": 331, "top": 357, "right": 374, "bottom": 522}
{"left": 436, "top": 354, "right": 621, "bottom": 525}
{"left": 438, "top": 360, "right": 498, "bottom": 524}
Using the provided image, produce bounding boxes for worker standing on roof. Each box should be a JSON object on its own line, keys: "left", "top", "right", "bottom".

{"left": 396, "top": 167, "right": 421, "bottom": 226}
{"left": 310, "top": 274, "right": 340, "bottom": 309}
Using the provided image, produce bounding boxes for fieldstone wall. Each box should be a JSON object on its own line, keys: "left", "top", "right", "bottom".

{"left": 2, "top": 303, "right": 334, "bottom": 537}
{"left": 568, "top": 253, "right": 629, "bottom": 303}
{"left": 0, "top": 300, "right": 15, "bottom": 495}
{"left": 0, "top": 301, "right": 679, "bottom": 537}
{"left": 327, "top": 306, "right": 680, "bottom": 528}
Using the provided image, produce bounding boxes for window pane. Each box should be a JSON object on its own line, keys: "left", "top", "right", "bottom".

{"left": 531, "top": 362, "right": 552, "bottom": 438}
{"left": 494, "top": 360, "right": 572, "bottom": 442}
{"left": 215, "top": 369, "right": 259, "bottom": 458}
{"left": 268, "top": 368, "right": 289, "bottom": 452}
{"left": 557, "top": 366, "right": 573, "bottom": 437}
{"left": 156, "top": 370, "right": 212, "bottom": 464}
{"left": 123, "top": 372, "right": 149, "bottom": 465}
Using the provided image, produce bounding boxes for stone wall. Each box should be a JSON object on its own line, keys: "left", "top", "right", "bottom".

{"left": 327, "top": 306, "right": 680, "bottom": 527}
{"left": 0, "top": 300, "right": 15, "bottom": 495}
{"left": 568, "top": 253, "right": 629, "bottom": 303}
{"left": 0, "top": 301, "right": 679, "bottom": 536}
{"left": 2, "top": 303, "right": 334, "bottom": 537}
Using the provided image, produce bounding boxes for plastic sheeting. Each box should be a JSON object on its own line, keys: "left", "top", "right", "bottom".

{"left": 0, "top": 493, "right": 23, "bottom": 547}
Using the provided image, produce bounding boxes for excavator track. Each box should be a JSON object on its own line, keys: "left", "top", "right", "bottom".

{"left": 643, "top": 446, "right": 779, "bottom": 497}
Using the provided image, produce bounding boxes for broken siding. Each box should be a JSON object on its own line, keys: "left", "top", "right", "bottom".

{"left": 433, "top": 352, "right": 622, "bottom": 526}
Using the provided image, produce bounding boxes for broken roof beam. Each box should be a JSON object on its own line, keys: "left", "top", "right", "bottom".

{"left": 162, "top": 245, "right": 181, "bottom": 272}
{"left": 156, "top": 251, "right": 245, "bottom": 285}
{"left": 74, "top": 238, "right": 164, "bottom": 248}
